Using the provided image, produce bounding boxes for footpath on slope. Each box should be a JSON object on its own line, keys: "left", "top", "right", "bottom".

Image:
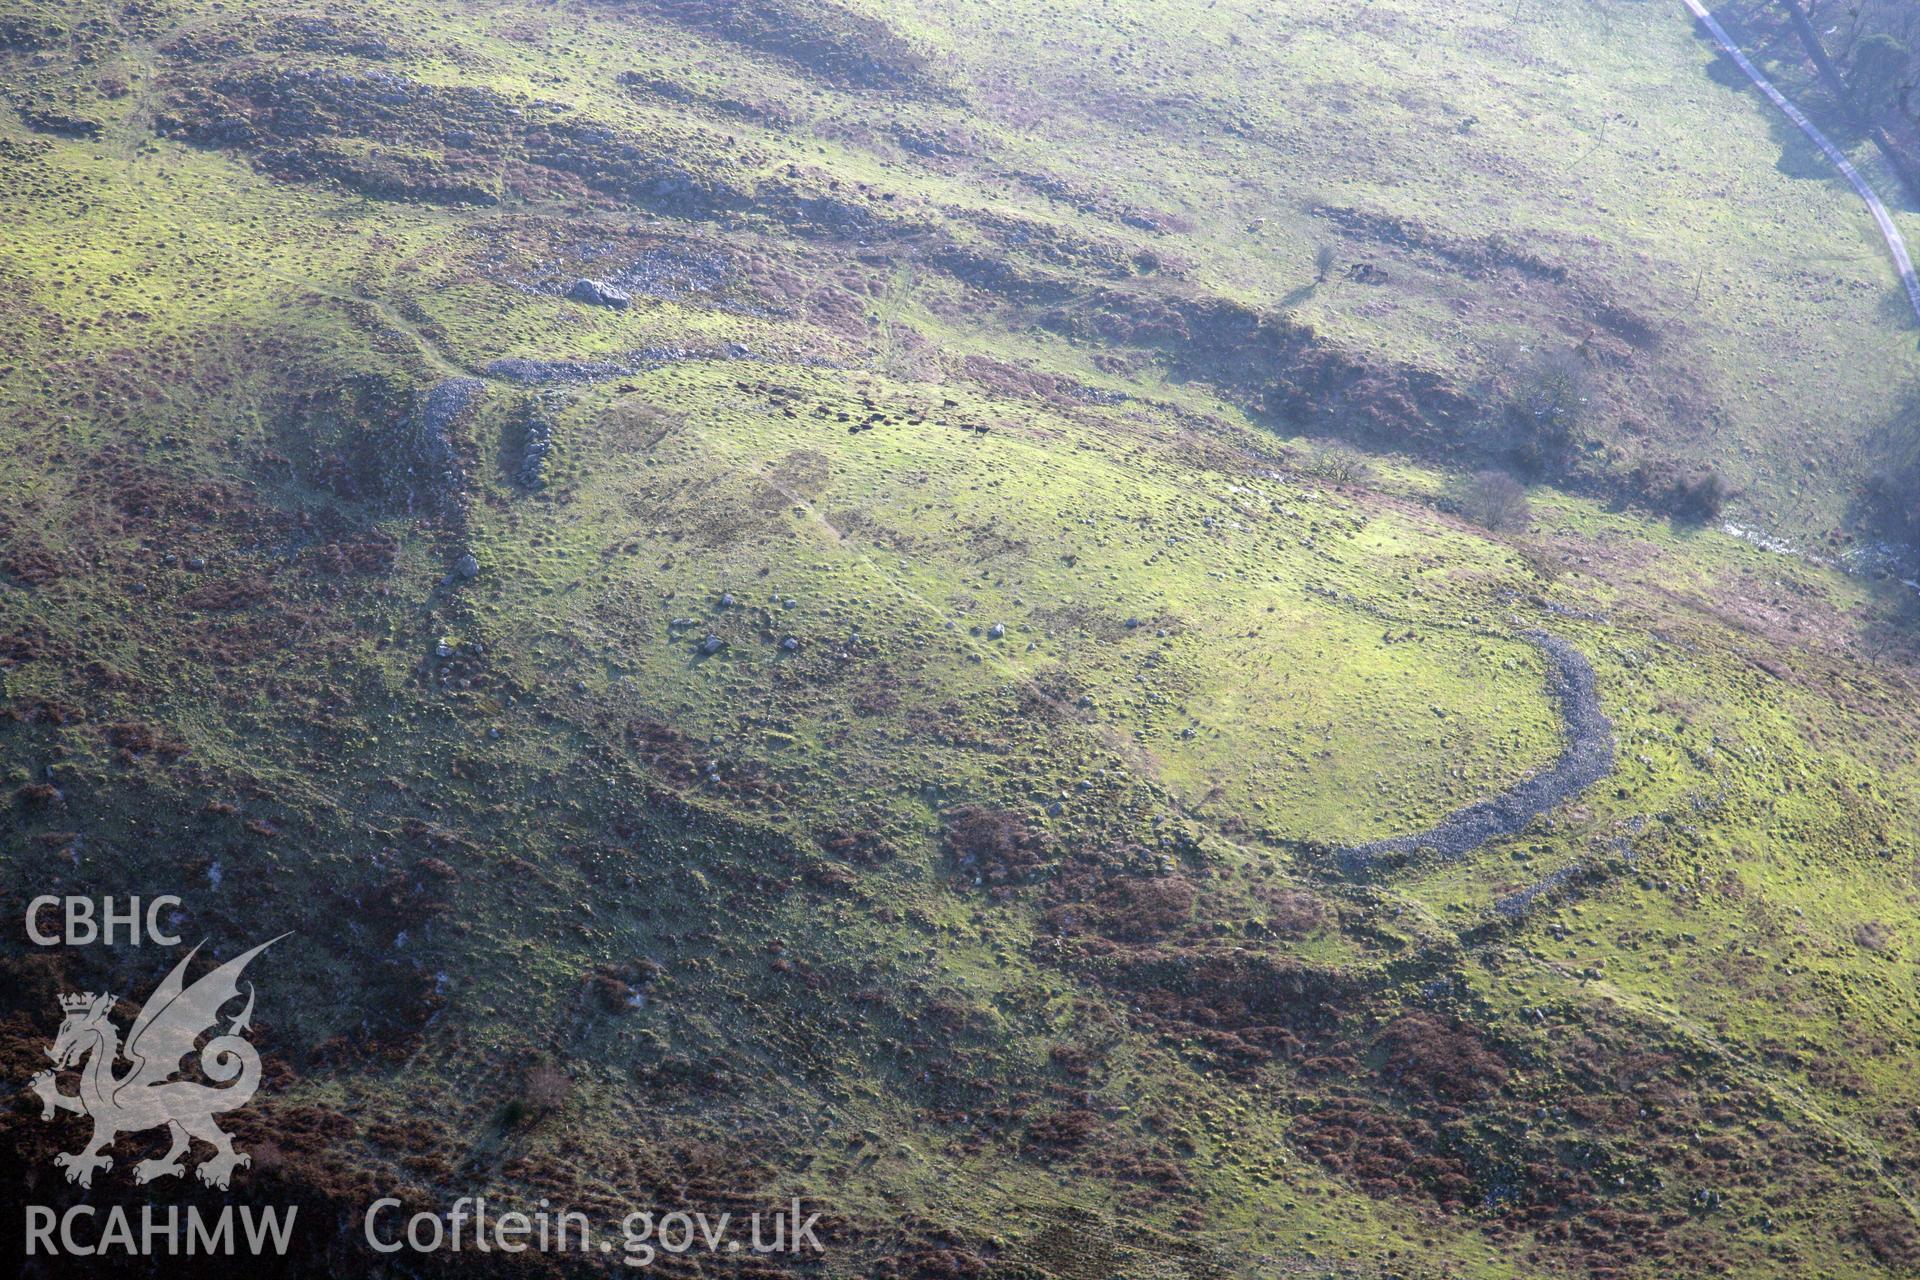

{"left": 1681, "top": 0, "right": 1920, "bottom": 326}
{"left": 1339, "top": 632, "right": 1615, "bottom": 872}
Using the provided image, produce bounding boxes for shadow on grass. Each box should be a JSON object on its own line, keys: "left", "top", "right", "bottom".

{"left": 1694, "top": 5, "right": 1881, "bottom": 199}
{"left": 1278, "top": 279, "right": 1321, "bottom": 309}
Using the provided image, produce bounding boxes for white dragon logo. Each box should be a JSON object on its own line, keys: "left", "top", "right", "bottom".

{"left": 26, "top": 936, "right": 285, "bottom": 1190}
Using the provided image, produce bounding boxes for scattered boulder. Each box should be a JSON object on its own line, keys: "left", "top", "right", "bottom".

{"left": 567, "top": 277, "right": 631, "bottom": 309}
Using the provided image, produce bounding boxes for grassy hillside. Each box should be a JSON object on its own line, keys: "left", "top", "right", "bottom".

{"left": 5, "top": 1, "right": 1920, "bottom": 1277}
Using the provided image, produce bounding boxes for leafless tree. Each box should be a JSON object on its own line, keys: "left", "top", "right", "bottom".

{"left": 1303, "top": 440, "right": 1373, "bottom": 486}
{"left": 1451, "top": 469, "right": 1533, "bottom": 533}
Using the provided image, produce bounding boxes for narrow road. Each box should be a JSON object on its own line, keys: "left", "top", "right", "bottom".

{"left": 1339, "top": 631, "right": 1615, "bottom": 873}
{"left": 1682, "top": 0, "right": 1920, "bottom": 326}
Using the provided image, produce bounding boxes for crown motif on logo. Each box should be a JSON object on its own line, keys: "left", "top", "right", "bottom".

{"left": 59, "top": 992, "right": 105, "bottom": 1012}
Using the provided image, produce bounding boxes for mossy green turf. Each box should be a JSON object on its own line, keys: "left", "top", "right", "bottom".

{"left": 5, "top": 0, "right": 1920, "bottom": 1277}
{"left": 883, "top": 0, "right": 1920, "bottom": 527}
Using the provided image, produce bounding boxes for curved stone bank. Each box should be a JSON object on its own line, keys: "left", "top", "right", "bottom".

{"left": 1339, "top": 631, "right": 1615, "bottom": 873}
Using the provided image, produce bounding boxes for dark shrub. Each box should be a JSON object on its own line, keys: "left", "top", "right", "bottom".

{"left": 1670, "top": 468, "right": 1730, "bottom": 521}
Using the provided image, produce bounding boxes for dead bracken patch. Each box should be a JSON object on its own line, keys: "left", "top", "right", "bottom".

{"left": 942, "top": 805, "right": 1048, "bottom": 891}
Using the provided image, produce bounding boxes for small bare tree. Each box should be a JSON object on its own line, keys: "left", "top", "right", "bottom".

{"left": 1452, "top": 469, "right": 1532, "bottom": 532}
{"left": 1303, "top": 440, "right": 1373, "bottom": 486}
{"left": 1518, "top": 347, "right": 1593, "bottom": 433}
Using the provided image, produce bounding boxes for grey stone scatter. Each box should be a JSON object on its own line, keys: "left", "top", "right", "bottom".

{"left": 395, "top": 378, "right": 484, "bottom": 514}
{"left": 512, "top": 398, "right": 558, "bottom": 489}
{"left": 487, "top": 357, "right": 635, "bottom": 386}
{"left": 1495, "top": 862, "right": 1586, "bottom": 920}
{"left": 1339, "top": 632, "right": 1617, "bottom": 873}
